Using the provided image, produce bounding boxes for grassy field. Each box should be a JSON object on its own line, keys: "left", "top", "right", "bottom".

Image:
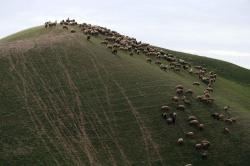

{"left": 0, "top": 26, "right": 250, "bottom": 166}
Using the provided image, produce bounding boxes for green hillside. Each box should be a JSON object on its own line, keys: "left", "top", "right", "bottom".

{"left": 0, "top": 24, "right": 250, "bottom": 166}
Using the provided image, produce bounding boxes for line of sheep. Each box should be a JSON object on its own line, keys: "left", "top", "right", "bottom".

{"left": 44, "top": 19, "right": 202, "bottom": 78}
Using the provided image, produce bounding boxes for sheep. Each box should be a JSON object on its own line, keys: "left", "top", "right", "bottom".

{"left": 183, "top": 99, "right": 191, "bottom": 105}
{"left": 112, "top": 49, "right": 118, "bottom": 55}
{"left": 101, "top": 41, "right": 108, "bottom": 45}
{"left": 155, "top": 60, "right": 161, "bottom": 65}
{"left": 185, "top": 89, "right": 193, "bottom": 95}
{"left": 218, "top": 114, "right": 224, "bottom": 120}
{"left": 188, "top": 116, "right": 197, "bottom": 121}
{"left": 198, "top": 123, "right": 204, "bottom": 130}
{"left": 206, "top": 87, "right": 213, "bottom": 92}
{"left": 87, "top": 35, "right": 91, "bottom": 40}
{"left": 177, "top": 138, "right": 184, "bottom": 145}
{"left": 195, "top": 143, "right": 202, "bottom": 150}
{"left": 225, "top": 118, "right": 233, "bottom": 124}
{"left": 196, "top": 95, "right": 203, "bottom": 101}
{"left": 162, "top": 112, "right": 168, "bottom": 119}
{"left": 201, "top": 151, "right": 208, "bottom": 160}
{"left": 189, "top": 120, "right": 199, "bottom": 126}
{"left": 146, "top": 58, "right": 152, "bottom": 63}
{"left": 211, "top": 113, "right": 223, "bottom": 120}
{"left": 107, "top": 44, "right": 113, "bottom": 49}
{"left": 174, "top": 67, "right": 181, "bottom": 72}
{"left": 70, "top": 29, "right": 76, "bottom": 33}
{"left": 129, "top": 52, "right": 133, "bottom": 56}
{"left": 194, "top": 66, "right": 202, "bottom": 70}
{"left": 166, "top": 117, "right": 173, "bottom": 124}
{"left": 176, "top": 89, "right": 184, "bottom": 95}
{"left": 204, "top": 93, "right": 210, "bottom": 98}
{"left": 177, "top": 104, "right": 185, "bottom": 111}
{"left": 185, "top": 164, "right": 192, "bottom": 166}
{"left": 160, "top": 64, "right": 168, "bottom": 71}
{"left": 63, "top": 25, "right": 68, "bottom": 30}
{"left": 185, "top": 131, "right": 194, "bottom": 138}
{"left": 175, "top": 85, "right": 184, "bottom": 90}
{"left": 161, "top": 105, "right": 170, "bottom": 111}
{"left": 169, "top": 112, "right": 177, "bottom": 124}
{"left": 189, "top": 68, "right": 193, "bottom": 74}
{"left": 230, "top": 117, "right": 237, "bottom": 123}
{"left": 201, "top": 140, "right": 210, "bottom": 150}
{"left": 172, "top": 96, "right": 179, "bottom": 103}
{"left": 206, "top": 98, "right": 214, "bottom": 104}
{"left": 183, "top": 65, "right": 189, "bottom": 70}
{"left": 193, "top": 82, "right": 200, "bottom": 86}
{"left": 211, "top": 112, "right": 223, "bottom": 120}
{"left": 224, "top": 106, "right": 230, "bottom": 111}
{"left": 223, "top": 127, "right": 230, "bottom": 134}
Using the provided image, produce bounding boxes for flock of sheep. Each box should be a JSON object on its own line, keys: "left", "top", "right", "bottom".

{"left": 45, "top": 18, "right": 238, "bottom": 166}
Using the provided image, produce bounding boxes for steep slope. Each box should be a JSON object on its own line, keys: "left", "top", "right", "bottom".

{"left": 0, "top": 25, "right": 250, "bottom": 166}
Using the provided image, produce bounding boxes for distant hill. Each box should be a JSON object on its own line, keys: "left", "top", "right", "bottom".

{"left": 0, "top": 22, "right": 250, "bottom": 166}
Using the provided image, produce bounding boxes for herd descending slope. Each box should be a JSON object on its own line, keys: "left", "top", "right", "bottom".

{"left": 0, "top": 20, "right": 250, "bottom": 166}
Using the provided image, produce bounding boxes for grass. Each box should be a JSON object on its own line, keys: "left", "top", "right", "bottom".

{"left": 0, "top": 26, "right": 250, "bottom": 166}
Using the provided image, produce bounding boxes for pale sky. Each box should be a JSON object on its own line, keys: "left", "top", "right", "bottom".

{"left": 1, "top": 0, "right": 250, "bottom": 69}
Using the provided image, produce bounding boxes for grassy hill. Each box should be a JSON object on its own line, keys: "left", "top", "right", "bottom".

{"left": 0, "top": 25, "right": 250, "bottom": 166}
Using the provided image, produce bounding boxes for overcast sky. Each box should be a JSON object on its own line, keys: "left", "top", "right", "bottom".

{"left": 1, "top": 0, "right": 250, "bottom": 69}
